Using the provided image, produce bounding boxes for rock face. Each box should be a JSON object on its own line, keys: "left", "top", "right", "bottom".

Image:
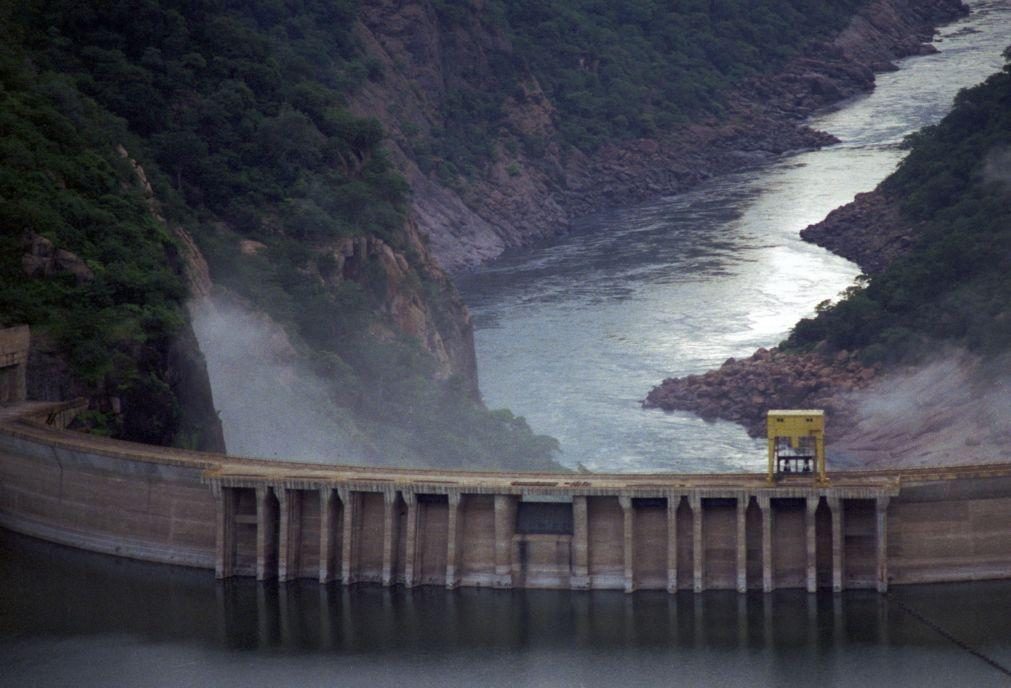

{"left": 22, "top": 231, "right": 94, "bottom": 284}
{"left": 800, "top": 189, "right": 916, "bottom": 275}
{"left": 320, "top": 219, "right": 478, "bottom": 393}
{"left": 644, "top": 348, "right": 879, "bottom": 437}
{"left": 117, "top": 147, "right": 225, "bottom": 452}
{"left": 350, "top": 0, "right": 967, "bottom": 271}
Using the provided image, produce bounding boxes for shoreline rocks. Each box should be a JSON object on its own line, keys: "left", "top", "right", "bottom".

{"left": 644, "top": 348, "right": 879, "bottom": 437}
{"left": 800, "top": 189, "right": 917, "bottom": 275}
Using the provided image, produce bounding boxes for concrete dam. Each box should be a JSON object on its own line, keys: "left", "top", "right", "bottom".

{"left": 1, "top": 327, "right": 1008, "bottom": 593}
{"left": 1, "top": 399, "right": 1009, "bottom": 594}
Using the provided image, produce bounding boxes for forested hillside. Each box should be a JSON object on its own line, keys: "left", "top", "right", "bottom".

{"left": 788, "top": 47, "right": 1011, "bottom": 361}
{"left": 434, "top": 0, "right": 866, "bottom": 158}
{"left": 0, "top": 13, "right": 222, "bottom": 448}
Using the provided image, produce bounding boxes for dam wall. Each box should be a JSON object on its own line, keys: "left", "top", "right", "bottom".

{"left": 1, "top": 410, "right": 1009, "bottom": 593}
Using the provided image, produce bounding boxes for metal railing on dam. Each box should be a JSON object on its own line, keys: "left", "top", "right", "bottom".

{"left": 0, "top": 402, "right": 1008, "bottom": 593}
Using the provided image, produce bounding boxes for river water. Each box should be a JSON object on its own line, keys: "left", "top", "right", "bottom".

{"left": 4, "top": 4, "right": 1011, "bottom": 686}
{"left": 457, "top": 0, "right": 1011, "bottom": 474}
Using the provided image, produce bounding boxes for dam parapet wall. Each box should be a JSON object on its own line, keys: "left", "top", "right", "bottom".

{"left": 0, "top": 405, "right": 1008, "bottom": 593}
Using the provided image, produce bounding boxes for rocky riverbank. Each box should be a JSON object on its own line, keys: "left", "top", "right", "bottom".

{"left": 800, "top": 189, "right": 916, "bottom": 274}
{"left": 643, "top": 348, "right": 879, "bottom": 438}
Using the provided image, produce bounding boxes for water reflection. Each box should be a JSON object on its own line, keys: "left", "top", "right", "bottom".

{"left": 2, "top": 532, "right": 1010, "bottom": 687}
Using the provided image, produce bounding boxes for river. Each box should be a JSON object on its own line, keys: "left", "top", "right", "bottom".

{"left": 456, "top": 0, "right": 1011, "bottom": 473}
{"left": 4, "top": 3, "right": 1011, "bottom": 686}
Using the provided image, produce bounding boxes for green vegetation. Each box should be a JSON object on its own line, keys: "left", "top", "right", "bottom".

{"left": 500, "top": 0, "right": 866, "bottom": 148}
{"left": 2, "top": 0, "right": 558, "bottom": 468}
{"left": 0, "top": 17, "right": 190, "bottom": 444}
{"left": 786, "top": 49, "right": 1011, "bottom": 363}
{"left": 422, "top": 0, "right": 867, "bottom": 178}
{"left": 18, "top": 0, "right": 404, "bottom": 245}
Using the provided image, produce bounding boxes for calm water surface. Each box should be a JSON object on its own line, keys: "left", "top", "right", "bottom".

{"left": 2, "top": 532, "right": 1010, "bottom": 687}
{"left": 457, "top": 0, "right": 1011, "bottom": 473}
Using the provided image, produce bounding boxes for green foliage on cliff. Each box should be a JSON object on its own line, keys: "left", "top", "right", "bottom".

{"left": 3, "top": 0, "right": 559, "bottom": 469}
{"left": 421, "top": 0, "right": 867, "bottom": 176}
{"left": 17, "top": 0, "right": 406, "bottom": 245}
{"left": 497, "top": 0, "right": 866, "bottom": 149}
{"left": 0, "top": 18, "right": 190, "bottom": 444}
{"left": 786, "top": 51, "right": 1011, "bottom": 361}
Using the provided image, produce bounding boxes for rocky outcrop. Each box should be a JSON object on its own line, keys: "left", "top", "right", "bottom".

{"left": 116, "top": 145, "right": 213, "bottom": 298}
{"left": 318, "top": 218, "right": 477, "bottom": 393}
{"left": 350, "top": 0, "right": 967, "bottom": 271}
{"left": 644, "top": 348, "right": 879, "bottom": 437}
{"left": 800, "top": 189, "right": 917, "bottom": 274}
{"left": 22, "top": 231, "right": 94, "bottom": 284}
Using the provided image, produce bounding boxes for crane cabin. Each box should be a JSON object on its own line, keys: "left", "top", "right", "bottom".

{"left": 767, "top": 409, "right": 826, "bottom": 483}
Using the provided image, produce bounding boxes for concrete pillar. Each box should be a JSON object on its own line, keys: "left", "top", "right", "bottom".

{"left": 827, "top": 496, "right": 843, "bottom": 592}
{"left": 736, "top": 495, "right": 748, "bottom": 593}
{"left": 666, "top": 495, "right": 679, "bottom": 593}
{"left": 493, "top": 494, "right": 515, "bottom": 588}
{"left": 690, "top": 494, "right": 703, "bottom": 593}
{"left": 255, "top": 486, "right": 278, "bottom": 581}
{"left": 338, "top": 487, "right": 356, "bottom": 585}
{"left": 446, "top": 492, "right": 463, "bottom": 589}
{"left": 571, "top": 496, "right": 590, "bottom": 589}
{"left": 277, "top": 488, "right": 302, "bottom": 583}
{"left": 875, "top": 497, "right": 890, "bottom": 593}
{"left": 381, "top": 491, "right": 399, "bottom": 587}
{"left": 758, "top": 495, "right": 773, "bottom": 593}
{"left": 403, "top": 492, "right": 419, "bottom": 588}
{"left": 805, "top": 496, "right": 818, "bottom": 593}
{"left": 319, "top": 488, "right": 336, "bottom": 583}
{"left": 619, "top": 496, "right": 635, "bottom": 593}
{"left": 213, "top": 484, "right": 236, "bottom": 579}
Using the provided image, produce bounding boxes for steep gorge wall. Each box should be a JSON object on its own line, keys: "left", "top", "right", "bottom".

{"left": 350, "top": 0, "right": 968, "bottom": 271}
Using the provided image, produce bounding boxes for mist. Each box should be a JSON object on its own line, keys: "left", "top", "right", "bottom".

{"left": 189, "top": 297, "right": 363, "bottom": 464}
{"left": 830, "top": 349, "right": 1011, "bottom": 468}
{"left": 983, "top": 145, "right": 1011, "bottom": 186}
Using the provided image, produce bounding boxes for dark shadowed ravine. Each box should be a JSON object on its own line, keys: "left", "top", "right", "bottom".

{"left": 3, "top": 3, "right": 1011, "bottom": 687}
{"left": 457, "top": 0, "right": 1011, "bottom": 473}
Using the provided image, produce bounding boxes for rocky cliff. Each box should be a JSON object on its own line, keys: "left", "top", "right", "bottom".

{"left": 351, "top": 0, "right": 968, "bottom": 271}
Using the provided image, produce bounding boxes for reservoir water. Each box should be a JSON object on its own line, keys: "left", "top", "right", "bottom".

{"left": 3, "top": 530, "right": 1011, "bottom": 686}
{"left": 4, "top": 3, "right": 1011, "bottom": 686}
{"left": 457, "top": 0, "right": 1011, "bottom": 473}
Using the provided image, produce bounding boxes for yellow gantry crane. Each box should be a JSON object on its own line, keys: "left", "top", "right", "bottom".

{"left": 767, "top": 410, "right": 827, "bottom": 484}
